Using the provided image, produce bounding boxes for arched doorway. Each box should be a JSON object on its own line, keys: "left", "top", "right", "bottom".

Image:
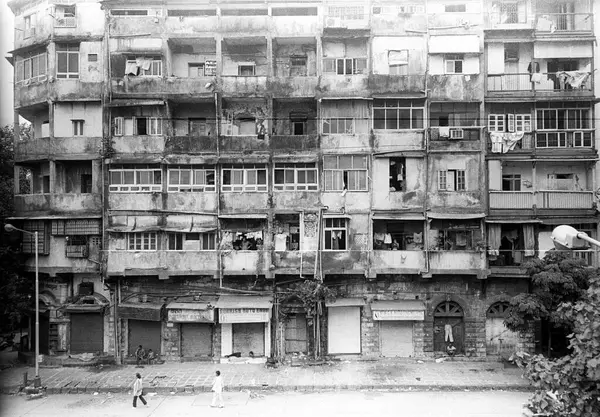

{"left": 486, "top": 302, "right": 519, "bottom": 356}
{"left": 433, "top": 301, "right": 465, "bottom": 354}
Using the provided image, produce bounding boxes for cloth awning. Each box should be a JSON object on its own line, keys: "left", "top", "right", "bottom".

{"left": 371, "top": 300, "right": 426, "bottom": 321}
{"left": 325, "top": 298, "right": 366, "bottom": 307}
{"left": 215, "top": 295, "right": 273, "bottom": 309}
{"left": 427, "top": 212, "right": 486, "bottom": 220}
{"left": 372, "top": 212, "right": 425, "bottom": 221}
{"left": 166, "top": 301, "right": 216, "bottom": 323}
{"left": 118, "top": 302, "right": 163, "bottom": 321}
{"left": 218, "top": 213, "right": 268, "bottom": 219}
{"left": 429, "top": 35, "right": 480, "bottom": 54}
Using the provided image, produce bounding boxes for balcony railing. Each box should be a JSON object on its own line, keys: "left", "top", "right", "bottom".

{"left": 487, "top": 73, "right": 593, "bottom": 92}
{"left": 489, "top": 191, "right": 594, "bottom": 210}
{"left": 270, "top": 134, "right": 318, "bottom": 151}
{"left": 55, "top": 16, "right": 77, "bottom": 28}
{"left": 535, "top": 13, "right": 593, "bottom": 33}
{"left": 489, "top": 191, "right": 534, "bottom": 209}
{"left": 572, "top": 249, "right": 597, "bottom": 267}
{"left": 489, "top": 250, "right": 531, "bottom": 267}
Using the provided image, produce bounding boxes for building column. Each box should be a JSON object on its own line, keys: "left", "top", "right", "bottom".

{"left": 49, "top": 160, "right": 57, "bottom": 194}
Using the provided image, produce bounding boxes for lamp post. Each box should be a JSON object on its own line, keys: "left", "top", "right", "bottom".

{"left": 551, "top": 225, "right": 600, "bottom": 250}
{"left": 5, "top": 223, "right": 41, "bottom": 387}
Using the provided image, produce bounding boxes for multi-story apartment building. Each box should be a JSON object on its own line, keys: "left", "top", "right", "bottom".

{"left": 7, "top": 0, "right": 598, "bottom": 362}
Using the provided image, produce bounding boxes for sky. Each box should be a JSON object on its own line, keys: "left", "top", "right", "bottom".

{"left": 0, "top": 0, "right": 14, "bottom": 127}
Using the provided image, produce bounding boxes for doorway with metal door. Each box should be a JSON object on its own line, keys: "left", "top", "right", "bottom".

{"left": 433, "top": 301, "right": 465, "bottom": 354}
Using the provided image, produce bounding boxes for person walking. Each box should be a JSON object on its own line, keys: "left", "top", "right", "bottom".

{"left": 132, "top": 373, "right": 148, "bottom": 409}
{"left": 210, "top": 370, "right": 224, "bottom": 408}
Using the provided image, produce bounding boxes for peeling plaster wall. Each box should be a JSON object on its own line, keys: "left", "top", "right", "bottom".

{"left": 372, "top": 157, "right": 425, "bottom": 209}
{"left": 172, "top": 103, "right": 216, "bottom": 136}
{"left": 222, "top": 43, "right": 268, "bottom": 76}
{"left": 322, "top": 39, "right": 367, "bottom": 58}
{"left": 429, "top": 54, "right": 480, "bottom": 75}
{"left": 272, "top": 101, "right": 317, "bottom": 135}
{"left": 273, "top": 43, "right": 317, "bottom": 77}
{"left": 79, "top": 42, "right": 104, "bottom": 82}
{"left": 54, "top": 102, "right": 102, "bottom": 137}
{"left": 221, "top": 99, "right": 268, "bottom": 135}
{"left": 371, "top": 36, "right": 426, "bottom": 75}
{"left": 171, "top": 51, "right": 217, "bottom": 78}
{"left": 428, "top": 155, "right": 483, "bottom": 209}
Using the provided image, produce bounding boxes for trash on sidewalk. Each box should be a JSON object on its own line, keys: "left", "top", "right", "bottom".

{"left": 435, "top": 358, "right": 446, "bottom": 363}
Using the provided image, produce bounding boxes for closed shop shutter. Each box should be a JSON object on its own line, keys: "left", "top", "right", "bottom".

{"left": 285, "top": 314, "right": 308, "bottom": 354}
{"left": 327, "top": 306, "right": 361, "bottom": 354}
{"left": 486, "top": 317, "right": 518, "bottom": 355}
{"left": 380, "top": 321, "right": 414, "bottom": 357}
{"left": 71, "top": 313, "right": 103, "bottom": 353}
{"left": 232, "top": 322, "right": 264, "bottom": 356}
{"left": 181, "top": 323, "right": 212, "bottom": 358}
{"left": 128, "top": 320, "right": 161, "bottom": 356}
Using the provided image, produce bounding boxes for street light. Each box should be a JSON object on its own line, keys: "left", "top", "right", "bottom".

{"left": 551, "top": 225, "right": 600, "bottom": 250}
{"left": 5, "top": 223, "right": 41, "bottom": 387}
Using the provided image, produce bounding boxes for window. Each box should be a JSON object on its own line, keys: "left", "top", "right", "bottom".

{"left": 504, "top": 44, "right": 519, "bottom": 62}
{"left": 488, "top": 114, "right": 531, "bottom": 132}
{"left": 324, "top": 218, "right": 347, "bottom": 250}
{"left": 188, "top": 63, "right": 205, "bottom": 77}
{"left": 168, "top": 166, "right": 215, "bottom": 192}
{"left": 167, "top": 232, "right": 215, "bottom": 250}
{"left": 15, "top": 51, "right": 47, "bottom": 83}
{"left": 134, "top": 117, "right": 162, "bottom": 135}
{"left": 499, "top": 2, "right": 520, "bottom": 24}
{"left": 488, "top": 114, "right": 506, "bottom": 132}
{"left": 274, "top": 163, "right": 318, "bottom": 191}
{"left": 111, "top": 9, "right": 149, "bottom": 16}
{"left": 127, "top": 232, "right": 157, "bottom": 251}
{"left": 65, "top": 236, "right": 88, "bottom": 258}
{"left": 515, "top": 114, "right": 532, "bottom": 132}
{"left": 445, "top": 4, "right": 466, "bottom": 12}
{"left": 547, "top": 173, "right": 574, "bottom": 190}
{"left": 388, "top": 50, "right": 408, "bottom": 75}
{"left": 536, "top": 109, "right": 590, "bottom": 131}
{"left": 221, "top": 164, "right": 267, "bottom": 192}
{"left": 109, "top": 164, "right": 162, "bottom": 192}
{"left": 113, "top": 117, "right": 124, "bottom": 136}
{"left": 328, "top": 5, "right": 364, "bottom": 20}
{"left": 238, "top": 64, "right": 256, "bottom": 76}
{"left": 51, "top": 219, "right": 101, "bottom": 236}
{"left": 88, "top": 54, "right": 98, "bottom": 62}
{"left": 322, "top": 58, "right": 367, "bottom": 75}
{"left": 373, "top": 99, "right": 424, "bottom": 130}
{"left": 438, "top": 170, "right": 466, "bottom": 191}
{"left": 389, "top": 158, "right": 406, "bottom": 191}
{"left": 324, "top": 155, "right": 368, "bottom": 191}
{"left": 126, "top": 56, "right": 162, "bottom": 76}
{"left": 55, "top": 5, "right": 76, "bottom": 27}
{"left": 445, "top": 54, "right": 463, "bottom": 74}
{"left": 22, "top": 220, "right": 49, "bottom": 255}
{"left": 81, "top": 174, "right": 93, "bottom": 193}
{"left": 56, "top": 44, "right": 79, "bottom": 78}
{"left": 237, "top": 118, "right": 256, "bottom": 135}
{"left": 272, "top": 7, "right": 318, "bottom": 16}
{"left": 290, "top": 56, "right": 307, "bottom": 76}
{"left": 189, "top": 118, "right": 206, "bottom": 136}
{"left": 430, "top": 102, "right": 479, "bottom": 127}
{"left": 322, "top": 118, "right": 354, "bottom": 134}
{"left": 167, "top": 9, "right": 216, "bottom": 17}
{"left": 290, "top": 116, "right": 306, "bottom": 135}
{"left": 72, "top": 120, "right": 84, "bottom": 136}
{"left": 502, "top": 174, "right": 521, "bottom": 191}
{"left": 24, "top": 14, "right": 36, "bottom": 38}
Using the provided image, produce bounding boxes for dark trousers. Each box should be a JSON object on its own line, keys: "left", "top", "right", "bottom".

{"left": 133, "top": 395, "right": 147, "bottom": 407}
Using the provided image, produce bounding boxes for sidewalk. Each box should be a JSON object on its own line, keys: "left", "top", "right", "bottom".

{"left": 0, "top": 358, "right": 531, "bottom": 394}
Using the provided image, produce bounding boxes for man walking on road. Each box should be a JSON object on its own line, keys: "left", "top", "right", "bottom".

{"left": 210, "top": 370, "right": 224, "bottom": 408}
{"left": 132, "top": 372, "right": 148, "bottom": 409}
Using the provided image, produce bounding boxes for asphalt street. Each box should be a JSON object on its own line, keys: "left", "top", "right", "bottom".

{"left": 1, "top": 391, "right": 531, "bottom": 417}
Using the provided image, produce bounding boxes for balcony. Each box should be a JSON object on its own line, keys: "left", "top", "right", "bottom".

{"left": 164, "top": 135, "right": 217, "bottom": 154}
{"left": 428, "top": 250, "right": 487, "bottom": 276}
{"left": 318, "top": 74, "right": 369, "bottom": 98}
{"left": 220, "top": 15, "right": 269, "bottom": 34}
{"left": 323, "top": 15, "right": 370, "bottom": 31}
{"left": 27, "top": 237, "right": 100, "bottom": 275}
{"left": 489, "top": 250, "right": 531, "bottom": 277}
{"left": 267, "top": 76, "right": 319, "bottom": 98}
{"left": 219, "top": 136, "right": 268, "bottom": 152}
{"left": 164, "top": 15, "right": 218, "bottom": 35}
{"left": 429, "top": 127, "right": 482, "bottom": 151}
{"left": 221, "top": 250, "right": 271, "bottom": 276}
{"left": 486, "top": 73, "right": 593, "bottom": 99}
{"left": 111, "top": 77, "right": 216, "bottom": 99}
{"left": 371, "top": 11, "right": 427, "bottom": 35}
{"left": 108, "top": 193, "right": 164, "bottom": 212}
{"left": 14, "top": 193, "right": 102, "bottom": 216}
{"left": 487, "top": 132, "right": 595, "bottom": 157}
{"left": 106, "top": 251, "right": 218, "bottom": 277}
{"left": 164, "top": 192, "right": 218, "bottom": 213}
{"left": 485, "top": 10, "right": 532, "bottom": 31}
{"left": 571, "top": 249, "right": 598, "bottom": 267}
{"left": 370, "top": 250, "right": 426, "bottom": 274}
{"left": 270, "top": 135, "right": 318, "bottom": 152}
{"left": 487, "top": 133, "right": 534, "bottom": 154}
{"left": 373, "top": 131, "right": 425, "bottom": 153}
{"left": 489, "top": 191, "right": 534, "bottom": 210}
{"left": 219, "top": 193, "right": 269, "bottom": 212}
{"left": 367, "top": 74, "right": 426, "bottom": 95}
{"left": 427, "top": 74, "right": 483, "bottom": 101}
{"left": 538, "top": 190, "right": 594, "bottom": 210}
{"left": 320, "top": 133, "right": 370, "bottom": 152}
{"left": 321, "top": 250, "right": 367, "bottom": 275}
{"left": 112, "top": 135, "right": 165, "bottom": 155}
{"left": 271, "top": 15, "right": 319, "bottom": 36}
{"left": 535, "top": 13, "right": 593, "bottom": 35}
{"left": 15, "top": 79, "right": 103, "bottom": 109}
{"left": 272, "top": 251, "right": 316, "bottom": 274}
{"left": 14, "top": 136, "right": 102, "bottom": 162}
{"left": 220, "top": 76, "right": 268, "bottom": 97}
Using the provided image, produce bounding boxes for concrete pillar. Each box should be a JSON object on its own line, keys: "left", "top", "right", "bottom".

{"left": 220, "top": 323, "right": 232, "bottom": 356}
{"left": 14, "top": 165, "right": 21, "bottom": 195}
{"left": 92, "top": 160, "right": 102, "bottom": 194}
{"left": 266, "top": 36, "right": 273, "bottom": 77}
{"left": 49, "top": 160, "right": 57, "bottom": 194}
{"left": 48, "top": 101, "right": 55, "bottom": 139}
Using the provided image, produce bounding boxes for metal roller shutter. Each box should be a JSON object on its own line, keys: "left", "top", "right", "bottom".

{"left": 380, "top": 321, "right": 413, "bottom": 357}
{"left": 285, "top": 314, "right": 308, "bottom": 354}
{"left": 70, "top": 313, "right": 103, "bottom": 353}
{"left": 181, "top": 324, "right": 212, "bottom": 358}
{"left": 232, "top": 323, "right": 264, "bottom": 356}
{"left": 327, "top": 306, "right": 361, "bottom": 354}
{"left": 128, "top": 320, "right": 161, "bottom": 356}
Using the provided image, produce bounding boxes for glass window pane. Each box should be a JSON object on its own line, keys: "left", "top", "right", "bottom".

{"left": 247, "top": 170, "right": 257, "bottom": 185}
{"left": 398, "top": 108, "right": 410, "bottom": 129}
{"left": 352, "top": 156, "right": 367, "bottom": 169}
{"left": 257, "top": 170, "right": 267, "bottom": 184}
{"left": 339, "top": 156, "right": 353, "bottom": 169}
{"left": 412, "top": 109, "right": 424, "bottom": 129}
{"left": 373, "top": 109, "right": 385, "bottom": 129}
{"left": 323, "top": 156, "right": 337, "bottom": 169}
{"left": 68, "top": 52, "right": 78, "bottom": 73}
{"left": 274, "top": 169, "right": 284, "bottom": 184}
{"left": 385, "top": 109, "right": 398, "bottom": 129}
{"left": 110, "top": 171, "right": 121, "bottom": 184}
{"left": 123, "top": 171, "right": 134, "bottom": 184}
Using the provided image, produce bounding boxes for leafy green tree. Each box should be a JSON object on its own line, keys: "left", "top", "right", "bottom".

{"left": 504, "top": 251, "right": 591, "bottom": 357}
{"left": 513, "top": 273, "right": 600, "bottom": 417}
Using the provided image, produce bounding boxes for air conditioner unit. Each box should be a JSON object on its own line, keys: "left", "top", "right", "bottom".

{"left": 449, "top": 128, "right": 464, "bottom": 140}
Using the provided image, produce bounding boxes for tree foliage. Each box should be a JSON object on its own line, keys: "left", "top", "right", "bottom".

{"left": 504, "top": 251, "right": 591, "bottom": 353}
{"left": 284, "top": 280, "right": 337, "bottom": 316}
{"left": 512, "top": 273, "right": 600, "bottom": 417}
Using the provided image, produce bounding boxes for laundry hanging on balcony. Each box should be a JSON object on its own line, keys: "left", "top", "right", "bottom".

{"left": 557, "top": 71, "right": 590, "bottom": 89}
{"left": 489, "top": 132, "right": 524, "bottom": 153}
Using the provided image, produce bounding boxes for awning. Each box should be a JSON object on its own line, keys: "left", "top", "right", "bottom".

{"left": 8, "top": 215, "right": 102, "bottom": 220}
{"left": 219, "top": 213, "right": 268, "bottom": 219}
{"left": 540, "top": 217, "right": 598, "bottom": 225}
{"left": 322, "top": 213, "right": 352, "bottom": 219}
{"left": 486, "top": 219, "right": 542, "bottom": 224}
{"left": 64, "top": 304, "right": 104, "bottom": 313}
{"left": 215, "top": 295, "right": 273, "bottom": 309}
{"left": 371, "top": 300, "right": 425, "bottom": 321}
{"left": 325, "top": 298, "right": 366, "bottom": 307}
{"left": 106, "top": 99, "right": 165, "bottom": 107}
{"left": 372, "top": 212, "right": 425, "bottom": 221}
{"left": 429, "top": 35, "right": 480, "bottom": 54}
{"left": 427, "top": 212, "right": 486, "bottom": 220}
{"left": 534, "top": 41, "right": 592, "bottom": 58}
{"left": 373, "top": 151, "right": 425, "bottom": 158}
{"left": 166, "top": 301, "right": 216, "bottom": 323}
{"left": 118, "top": 302, "right": 163, "bottom": 321}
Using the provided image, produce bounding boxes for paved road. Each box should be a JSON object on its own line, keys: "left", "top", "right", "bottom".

{"left": 1, "top": 391, "right": 531, "bottom": 417}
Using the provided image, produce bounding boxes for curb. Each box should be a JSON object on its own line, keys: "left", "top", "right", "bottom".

{"left": 2, "top": 384, "right": 534, "bottom": 395}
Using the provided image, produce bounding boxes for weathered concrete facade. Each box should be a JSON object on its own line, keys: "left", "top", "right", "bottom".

{"left": 8, "top": 0, "right": 599, "bottom": 362}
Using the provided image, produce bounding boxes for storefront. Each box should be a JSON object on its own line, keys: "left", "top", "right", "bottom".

{"left": 166, "top": 301, "right": 215, "bottom": 359}
{"left": 65, "top": 296, "right": 108, "bottom": 354}
{"left": 216, "top": 295, "right": 273, "bottom": 359}
{"left": 118, "top": 302, "right": 164, "bottom": 357}
{"left": 326, "top": 298, "right": 365, "bottom": 355}
{"left": 371, "top": 300, "right": 426, "bottom": 357}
